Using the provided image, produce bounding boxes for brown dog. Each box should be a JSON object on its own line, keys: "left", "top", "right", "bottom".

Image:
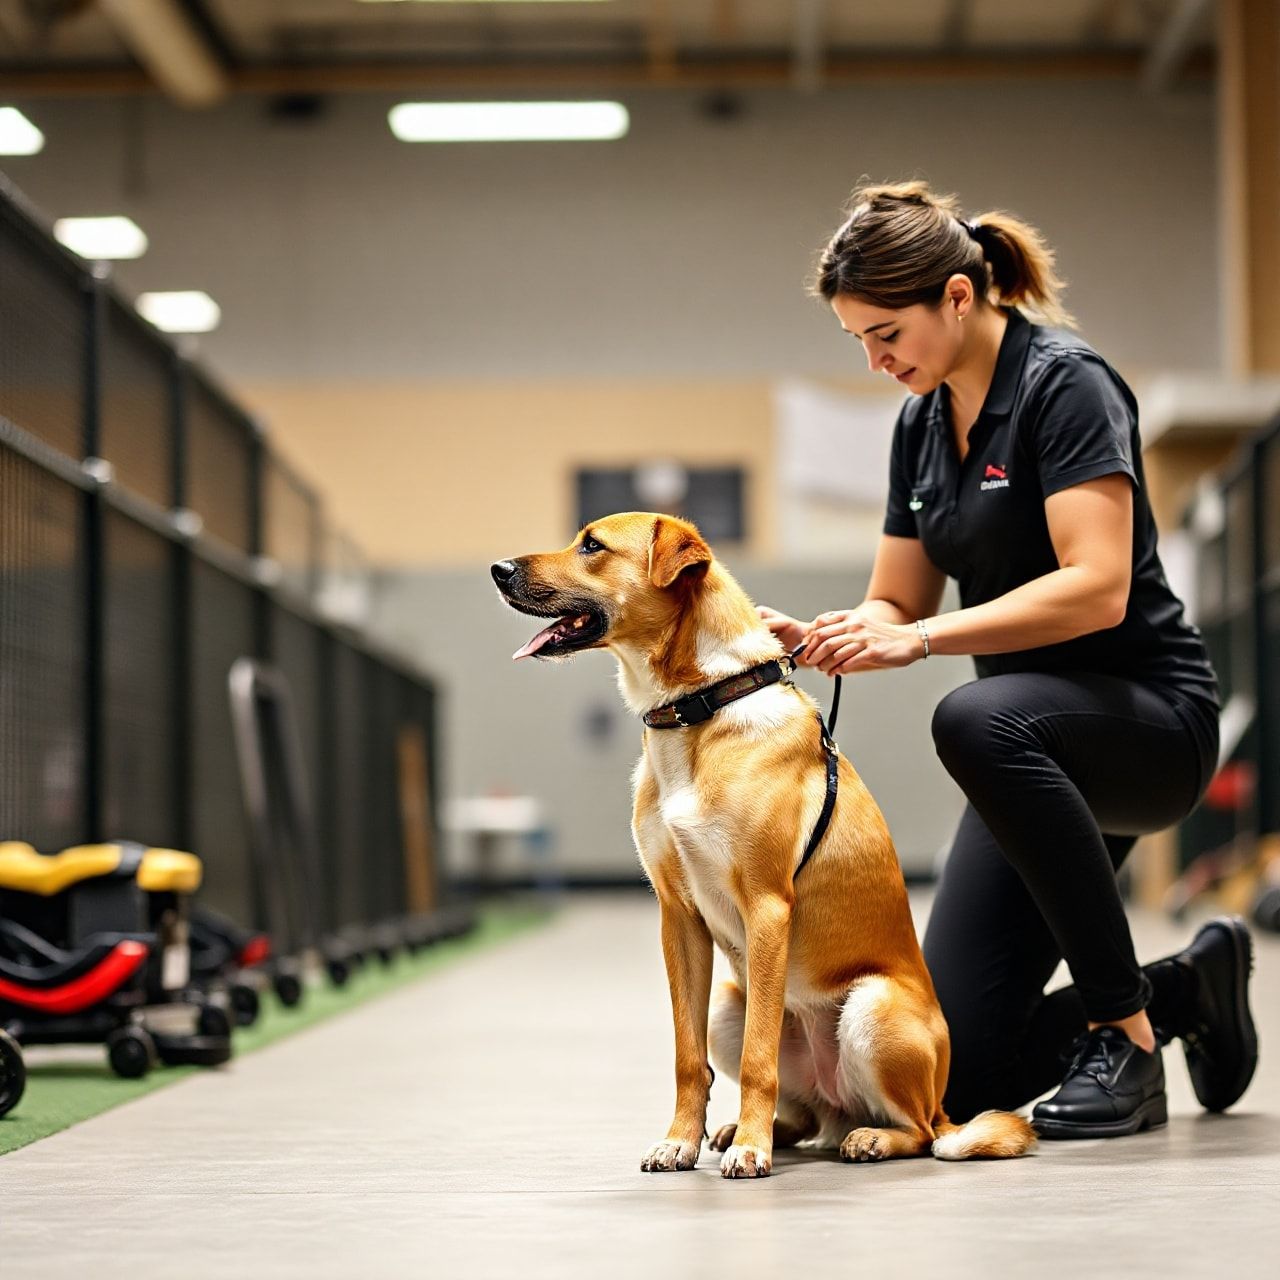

{"left": 492, "top": 513, "right": 1034, "bottom": 1176}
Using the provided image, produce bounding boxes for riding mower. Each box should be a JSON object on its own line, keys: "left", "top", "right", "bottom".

{"left": 0, "top": 839, "right": 234, "bottom": 1118}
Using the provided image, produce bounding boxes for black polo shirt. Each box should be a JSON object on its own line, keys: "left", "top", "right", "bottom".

{"left": 883, "top": 307, "right": 1219, "bottom": 714}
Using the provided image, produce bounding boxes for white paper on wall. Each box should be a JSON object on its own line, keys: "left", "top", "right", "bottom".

{"left": 773, "top": 378, "right": 901, "bottom": 505}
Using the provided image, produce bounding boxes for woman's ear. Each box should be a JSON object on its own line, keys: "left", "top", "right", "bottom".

{"left": 945, "top": 273, "right": 974, "bottom": 315}
{"left": 648, "top": 516, "right": 712, "bottom": 589}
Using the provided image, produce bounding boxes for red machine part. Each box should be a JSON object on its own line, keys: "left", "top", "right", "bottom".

{"left": 0, "top": 940, "right": 149, "bottom": 1014}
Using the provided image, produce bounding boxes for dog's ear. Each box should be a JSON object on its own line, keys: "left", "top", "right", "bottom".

{"left": 648, "top": 516, "right": 712, "bottom": 589}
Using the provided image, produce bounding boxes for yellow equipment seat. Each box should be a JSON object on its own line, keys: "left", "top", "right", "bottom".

{"left": 136, "top": 848, "right": 203, "bottom": 894}
{"left": 0, "top": 842, "right": 202, "bottom": 896}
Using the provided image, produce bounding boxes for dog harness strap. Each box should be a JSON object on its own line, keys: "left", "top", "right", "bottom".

{"left": 795, "top": 713, "right": 839, "bottom": 879}
{"left": 642, "top": 642, "right": 841, "bottom": 876}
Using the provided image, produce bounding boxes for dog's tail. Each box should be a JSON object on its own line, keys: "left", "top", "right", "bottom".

{"left": 930, "top": 1110, "right": 1037, "bottom": 1160}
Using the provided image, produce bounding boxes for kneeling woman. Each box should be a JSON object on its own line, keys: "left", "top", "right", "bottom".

{"left": 760, "top": 180, "right": 1256, "bottom": 1137}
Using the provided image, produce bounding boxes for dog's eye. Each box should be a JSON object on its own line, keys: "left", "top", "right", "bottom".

{"left": 579, "top": 534, "right": 606, "bottom": 555}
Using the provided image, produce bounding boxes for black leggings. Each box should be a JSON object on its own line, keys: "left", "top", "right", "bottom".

{"left": 921, "top": 671, "right": 1219, "bottom": 1122}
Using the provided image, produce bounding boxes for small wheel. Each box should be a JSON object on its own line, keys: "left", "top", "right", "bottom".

{"left": 274, "top": 971, "right": 303, "bottom": 1007}
{"left": 106, "top": 1026, "right": 156, "bottom": 1080}
{"left": 0, "top": 1028, "right": 26, "bottom": 1118}
{"left": 326, "top": 957, "right": 351, "bottom": 988}
{"left": 1253, "top": 885, "right": 1280, "bottom": 934}
{"left": 153, "top": 1033, "right": 234, "bottom": 1068}
{"left": 230, "top": 983, "right": 260, "bottom": 1027}
{"left": 376, "top": 944, "right": 396, "bottom": 968}
{"left": 197, "top": 1004, "right": 233, "bottom": 1039}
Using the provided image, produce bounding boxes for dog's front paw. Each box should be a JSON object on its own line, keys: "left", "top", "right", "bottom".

{"left": 708, "top": 1123, "right": 737, "bottom": 1152}
{"left": 840, "top": 1127, "right": 888, "bottom": 1162}
{"left": 641, "top": 1138, "right": 701, "bottom": 1173}
{"left": 719, "top": 1143, "right": 772, "bottom": 1179}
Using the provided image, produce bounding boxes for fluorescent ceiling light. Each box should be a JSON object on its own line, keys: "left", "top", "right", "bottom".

{"left": 0, "top": 107, "right": 45, "bottom": 156}
{"left": 54, "top": 216, "right": 149, "bottom": 260}
{"left": 136, "top": 291, "right": 221, "bottom": 334}
{"left": 389, "top": 101, "right": 628, "bottom": 143}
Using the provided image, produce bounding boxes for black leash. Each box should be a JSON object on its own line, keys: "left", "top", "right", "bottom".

{"left": 787, "top": 643, "right": 841, "bottom": 879}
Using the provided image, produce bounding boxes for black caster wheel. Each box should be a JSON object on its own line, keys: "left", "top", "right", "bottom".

{"left": 1253, "top": 884, "right": 1280, "bottom": 933}
{"left": 198, "top": 1004, "right": 234, "bottom": 1039}
{"left": 106, "top": 1025, "right": 157, "bottom": 1080}
{"left": 376, "top": 944, "right": 396, "bottom": 968}
{"left": 0, "top": 1028, "right": 26, "bottom": 1118}
{"left": 273, "top": 971, "right": 303, "bottom": 1007}
{"left": 154, "top": 1033, "right": 233, "bottom": 1068}
{"left": 230, "top": 983, "right": 260, "bottom": 1027}
{"left": 326, "top": 956, "right": 351, "bottom": 987}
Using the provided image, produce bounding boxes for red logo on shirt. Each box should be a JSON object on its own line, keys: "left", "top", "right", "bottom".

{"left": 980, "top": 462, "right": 1010, "bottom": 492}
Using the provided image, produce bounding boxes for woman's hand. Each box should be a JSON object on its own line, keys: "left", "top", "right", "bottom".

{"left": 798, "top": 609, "right": 925, "bottom": 675}
{"left": 756, "top": 605, "right": 811, "bottom": 651}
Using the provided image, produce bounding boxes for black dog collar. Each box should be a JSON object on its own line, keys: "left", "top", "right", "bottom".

{"left": 642, "top": 654, "right": 798, "bottom": 729}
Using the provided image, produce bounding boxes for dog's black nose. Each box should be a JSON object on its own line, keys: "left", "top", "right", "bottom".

{"left": 491, "top": 560, "right": 518, "bottom": 586}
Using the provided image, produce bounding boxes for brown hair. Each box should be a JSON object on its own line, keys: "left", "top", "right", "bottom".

{"left": 812, "top": 179, "right": 1075, "bottom": 329}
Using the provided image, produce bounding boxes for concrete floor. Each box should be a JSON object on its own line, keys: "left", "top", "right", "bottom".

{"left": 1, "top": 890, "right": 1277, "bottom": 1279}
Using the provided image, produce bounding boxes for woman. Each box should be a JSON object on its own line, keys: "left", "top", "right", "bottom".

{"left": 760, "top": 180, "right": 1257, "bottom": 1138}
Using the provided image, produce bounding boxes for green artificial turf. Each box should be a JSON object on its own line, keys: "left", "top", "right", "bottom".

{"left": 0, "top": 900, "right": 556, "bottom": 1158}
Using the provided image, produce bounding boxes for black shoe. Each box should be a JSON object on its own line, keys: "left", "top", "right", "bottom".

{"left": 1173, "top": 915, "right": 1258, "bottom": 1113}
{"left": 1032, "top": 1026, "right": 1167, "bottom": 1139}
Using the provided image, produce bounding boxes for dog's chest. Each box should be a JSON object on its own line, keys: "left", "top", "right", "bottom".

{"left": 646, "top": 742, "right": 746, "bottom": 950}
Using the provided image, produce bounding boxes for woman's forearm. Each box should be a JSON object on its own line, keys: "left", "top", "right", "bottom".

{"left": 923, "top": 566, "right": 1123, "bottom": 657}
{"left": 856, "top": 598, "right": 915, "bottom": 626}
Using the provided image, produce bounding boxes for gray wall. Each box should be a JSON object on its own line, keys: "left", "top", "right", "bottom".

{"left": 373, "top": 563, "right": 968, "bottom": 880}
{"left": 3, "top": 79, "right": 1219, "bottom": 384}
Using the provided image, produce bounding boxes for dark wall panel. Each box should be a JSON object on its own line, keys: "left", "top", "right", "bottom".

{"left": 100, "top": 509, "right": 177, "bottom": 847}
{"left": 190, "top": 557, "right": 258, "bottom": 925}
{"left": 0, "top": 208, "right": 84, "bottom": 460}
{"left": 0, "top": 444, "right": 86, "bottom": 850}
{"left": 100, "top": 301, "right": 174, "bottom": 508}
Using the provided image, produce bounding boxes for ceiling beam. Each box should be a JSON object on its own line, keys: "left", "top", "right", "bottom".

{"left": 940, "top": 0, "right": 971, "bottom": 50}
{"left": 1080, "top": 0, "right": 1123, "bottom": 46}
{"left": 713, "top": 0, "right": 737, "bottom": 42}
{"left": 0, "top": 48, "right": 1215, "bottom": 98}
{"left": 792, "top": 0, "right": 826, "bottom": 93}
{"left": 1142, "top": 0, "right": 1213, "bottom": 93}
{"left": 646, "top": 0, "right": 677, "bottom": 81}
{"left": 98, "top": 0, "right": 230, "bottom": 107}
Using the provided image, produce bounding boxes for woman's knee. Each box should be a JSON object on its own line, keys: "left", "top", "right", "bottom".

{"left": 931, "top": 681, "right": 997, "bottom": 766}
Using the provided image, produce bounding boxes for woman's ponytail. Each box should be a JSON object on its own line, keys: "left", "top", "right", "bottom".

{"left": 814, "top": 181, "right": 1076, "bottom": 329}
{"left": 966, "top": 212, "right": 1074, "bottom": 328}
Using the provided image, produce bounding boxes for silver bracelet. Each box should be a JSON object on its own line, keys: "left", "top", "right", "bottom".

{"left": 915, "top": 617, "right": 931, "bottom": 659}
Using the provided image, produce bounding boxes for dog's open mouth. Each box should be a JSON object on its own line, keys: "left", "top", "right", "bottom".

{"left": 511, "top": 607, "right": 608, "bottom": 660}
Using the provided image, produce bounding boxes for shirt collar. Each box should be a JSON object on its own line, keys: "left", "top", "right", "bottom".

{"left": 927, "top": 306, "right": 1032, "bottom": 428}
{"left": 984, "top": 306, "right": 1032, "bottom": 415}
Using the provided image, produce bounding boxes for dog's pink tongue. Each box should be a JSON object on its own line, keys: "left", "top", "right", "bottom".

{"left": 512, "top": 623, "right": 560, "bottom": 661}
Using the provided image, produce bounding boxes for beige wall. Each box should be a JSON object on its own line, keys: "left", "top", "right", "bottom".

{"left": 3, "top": 78, "right": 1219, "bottom": 567}
{"left": 243, "top": 378, "right": 782, "bottom": 566}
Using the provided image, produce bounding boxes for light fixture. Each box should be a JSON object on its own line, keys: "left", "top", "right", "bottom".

{"left": 0, "top": 107, "right": 45, "bottom": 156}
{"left": 53, "top": 216, "right": 149, "bottom": 260}
{"left": 135, "top": 291, "right": 221, "bottom": 334}
{"left": 360, "top": 2, "right": 612, "bottom": 5}
{"left": 389, "top": 101, "right": 629, "bottom": 143}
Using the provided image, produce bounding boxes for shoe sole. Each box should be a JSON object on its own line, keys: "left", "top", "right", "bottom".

{"left": 1032, "top": 1093, "right": 1168, "bottom": 1140}
{"left": 1190, "top": 916, "right": 1258, "bottom": 1113}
